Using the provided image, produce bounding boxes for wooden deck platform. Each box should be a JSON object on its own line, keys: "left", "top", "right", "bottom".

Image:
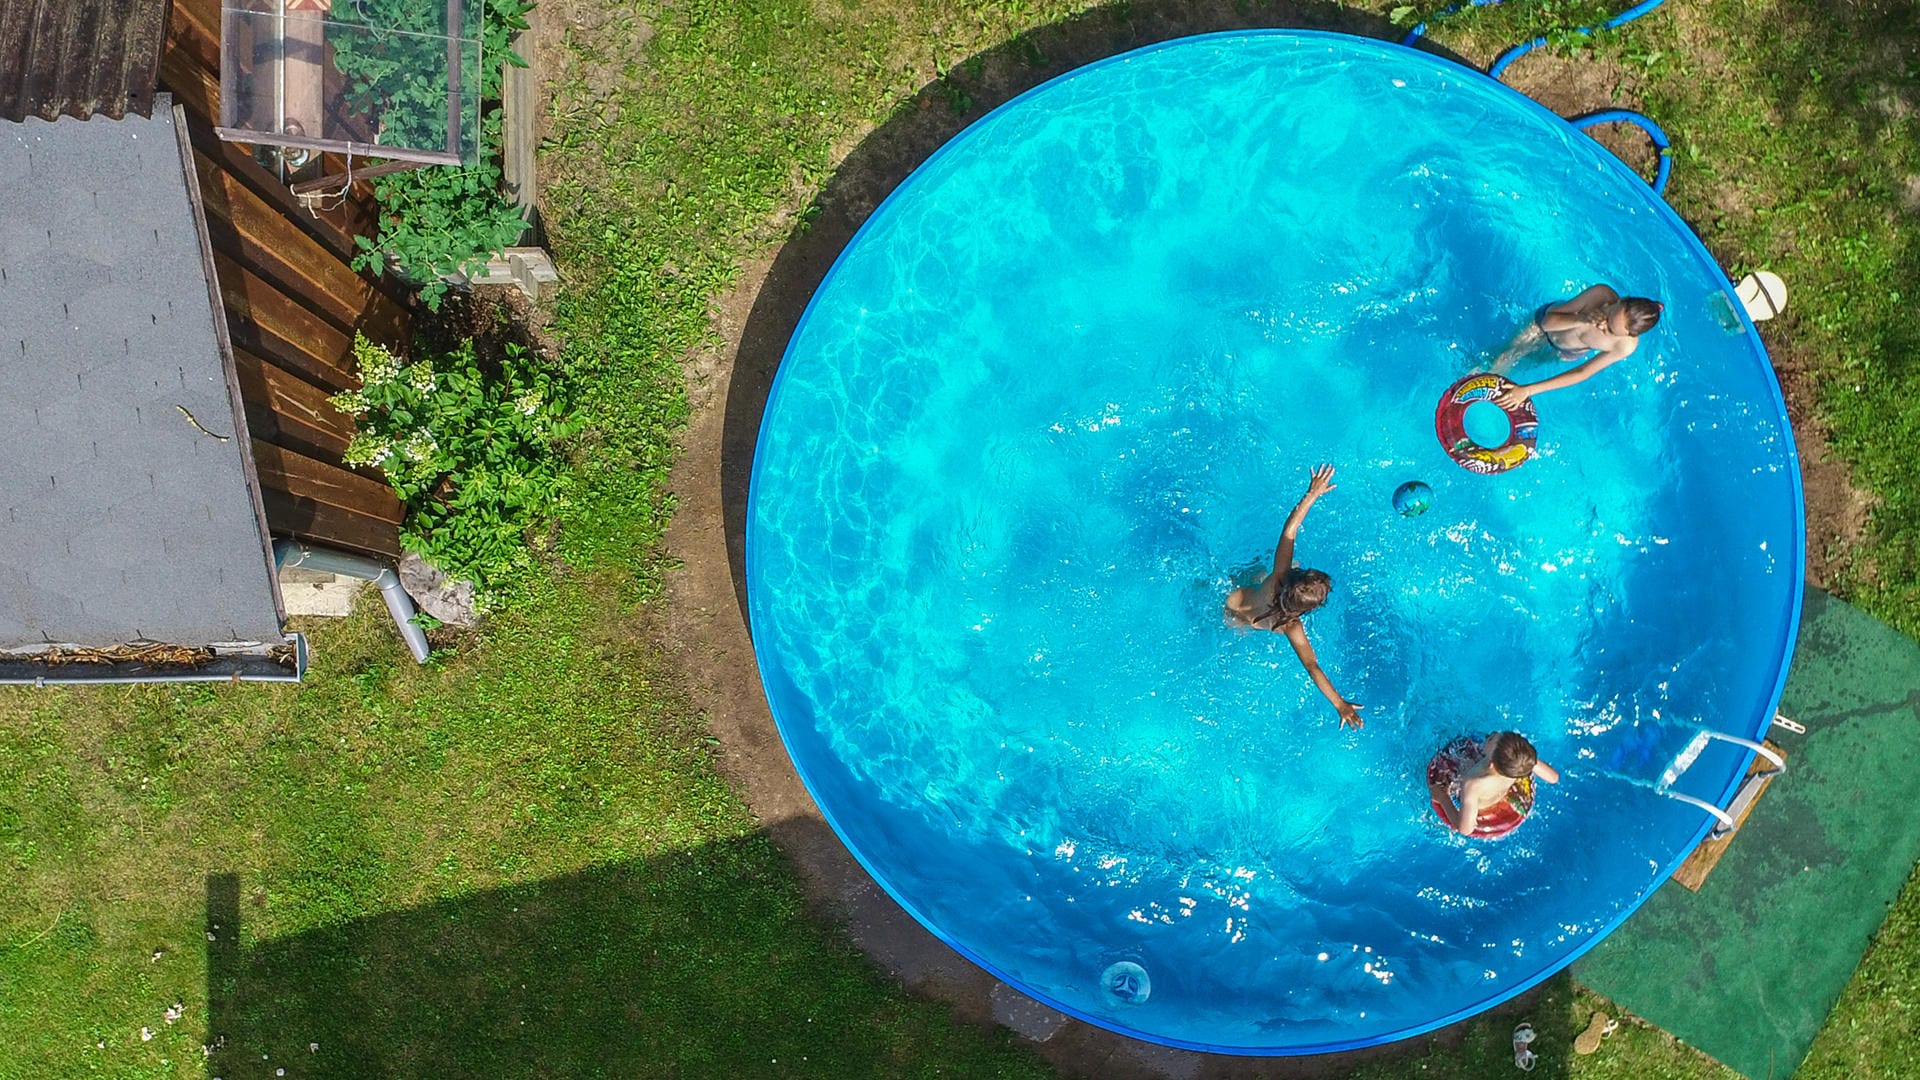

{"left": 1670, "top": 739, "right": 1787, "bottom": 892}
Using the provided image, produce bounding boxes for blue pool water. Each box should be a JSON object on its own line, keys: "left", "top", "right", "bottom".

{"left": 746, "top": 32, "right": 1803, "bottom": 1053}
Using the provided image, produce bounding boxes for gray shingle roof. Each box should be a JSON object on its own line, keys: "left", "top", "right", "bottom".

{"left": 0, "top": 101, "right": 285, "bottom": 650}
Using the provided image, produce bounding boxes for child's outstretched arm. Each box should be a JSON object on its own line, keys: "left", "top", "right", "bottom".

{"left": 1269, "top": 464, "right": 1337, "bottom": 577}
{"left": 1533, "top": 760, "right": 1561, "bottom": 784}
{"left": 1493, "top": 344, "right": 1634, "bottom": 406}
{"left": 1281, "top": 621, "right": 1364, "bottom": 729}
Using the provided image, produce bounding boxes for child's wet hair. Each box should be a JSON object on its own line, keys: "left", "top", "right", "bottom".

{"left": 1622, "top": 297, "right": 1663, "bottom": 335}
{"left": 1287, "top": 569, "right": 1332, "bottom": 612}
{"left": 1489, "top": 732, "right": 1539, "bottom": 779}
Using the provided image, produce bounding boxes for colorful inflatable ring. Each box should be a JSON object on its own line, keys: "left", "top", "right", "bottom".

{"left": 1434, "top": 373, "right": 1539, "bottom": 475}
{"left": 1426, "top": 736, "right": 1536, "bottom": 838}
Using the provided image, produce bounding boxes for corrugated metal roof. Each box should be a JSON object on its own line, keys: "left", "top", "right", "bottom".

{"left": 0, "top": 0, "right": 169, "bottom": 122}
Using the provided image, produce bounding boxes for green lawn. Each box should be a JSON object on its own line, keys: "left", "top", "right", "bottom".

{"left": 4, "top": 1, "right": 1919, "bottom": 1078}
{"left": 0, "top": 590, "right": 1054, "bottom": 1079}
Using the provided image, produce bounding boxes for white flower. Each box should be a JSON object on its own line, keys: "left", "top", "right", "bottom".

{"left": 514, "top": 389, "right": 543, "bottom": 416}
{"left": 355, "top": 341, "right": 400, "bottom": 386}
{"left": 327, "top": 390, "right": 368, "bottom": 418}
{"left": 400, "top": 430, "right": 438, "bottom": 463}
{"left": 140, "top": 1027, "right": 153, "bottom": 1041}
{"left": 342, "top": 433, "right": 393, "bottom": 469}
{"left": 406, "top": 363, "right": 438, "bottom": 394}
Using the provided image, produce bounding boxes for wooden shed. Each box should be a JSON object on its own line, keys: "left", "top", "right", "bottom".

{"left": 161, "top": 0, "right": 410, "bottom": 560}
{"left": 2, "top": 0, "right": 425, "bottom": 680}
{"left": 3, "top": 0, "right": 410, "bottom": 560}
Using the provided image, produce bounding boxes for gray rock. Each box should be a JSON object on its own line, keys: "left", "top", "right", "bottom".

{"left": 397, "top": 552, "right": 478, "bottom": 627}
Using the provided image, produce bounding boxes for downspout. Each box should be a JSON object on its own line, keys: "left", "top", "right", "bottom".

{"left": 273, "top": 539, "right": 431, "bottom": 663}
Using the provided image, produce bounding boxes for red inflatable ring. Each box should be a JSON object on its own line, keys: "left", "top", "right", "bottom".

{"left": 1427, "top": 736, "right": 1536, "bottom": 838}
{"left": 1434, "top": 373, "right": 1538, "bottom": 475}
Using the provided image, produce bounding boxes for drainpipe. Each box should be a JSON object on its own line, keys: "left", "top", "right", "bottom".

{"left": 272, "top": 539, "right": 431, "bottom": 663}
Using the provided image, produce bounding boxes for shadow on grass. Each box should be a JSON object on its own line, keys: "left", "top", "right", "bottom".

{"left": 717, "top": 0, "right": 1469, "bottom": 624}
{"left": 1758, "top": 0, "right": 1919, "bottom": 146}
{"left": 202, "top": 820, "right": 1053, "bottom": 1080}
{"left": 199, "top": 816, "right": 1594, "bottom": 1079}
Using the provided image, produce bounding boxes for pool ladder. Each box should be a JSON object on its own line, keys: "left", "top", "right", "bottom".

{"left": 1654, "top": 714, "right": 1794, "bottom": 840}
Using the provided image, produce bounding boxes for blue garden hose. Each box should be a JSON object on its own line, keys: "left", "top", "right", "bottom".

{"left": 1487, "top": 0, "right": 1669, "bottom": 77}
{"left": 1401, "top": 0, "right": 1673, "bottom": 195}
{"left": 1572, "top": 108, "right": 1674, "bottom": 194}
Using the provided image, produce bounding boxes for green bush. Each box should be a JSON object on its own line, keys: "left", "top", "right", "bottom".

{"left": 332, "top": 0, "right": 534, "bottom": 309}
{"left": 330, "top": 335, "right": 580, "bottom": 605}
{"left": 356, "top": 118, "right": 531, "bottom": 310}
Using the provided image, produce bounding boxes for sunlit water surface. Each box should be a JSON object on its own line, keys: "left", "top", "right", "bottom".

{"left": 747, "top": 32, "right": 1801, "bottom": 1053}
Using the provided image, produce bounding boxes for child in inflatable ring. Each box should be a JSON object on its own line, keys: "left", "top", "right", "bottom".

{"left": 1428, "top": 732, "right": 1561, "bottom": 837}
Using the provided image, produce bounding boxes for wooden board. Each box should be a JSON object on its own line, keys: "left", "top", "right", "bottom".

{"left": 158, "top": 0, "right": 412, "bottom": 566}
{"left": 502, "top": 16, "right": 538, "bottom": 217}
{"left": 156, "top": 25, "right": 221, "bottom": 122}
{"left": 213, "top": 250, "right": 360, "bottom": 391}
{"left": 259, "top": 490, "right": 402, "bottom": 560}
{"left": 251, "top": 440, "right": 404, "bottom": 525}
{"left": 1670, "top": 740, "right": 1787, "bottom": 892}
{"left": 231, "top": 347, "right": 356, "bottom": 460}
{"left": 194, "top": 150, "right": 410, "bottom": 347}
{"left": 167, "top": 0, "right": 222, "bottom": 76}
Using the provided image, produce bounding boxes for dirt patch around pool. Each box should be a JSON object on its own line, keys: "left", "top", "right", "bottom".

{"left": 1763, "top": 333, "right": 1875, "bottom": 588}
{"left": 649, "top": 8, "right": 1858, "bottom": 1078}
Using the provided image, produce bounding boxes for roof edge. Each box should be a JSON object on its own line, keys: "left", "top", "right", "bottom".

{"left": 0, "top": 634, "right": 307, "bottom": 685}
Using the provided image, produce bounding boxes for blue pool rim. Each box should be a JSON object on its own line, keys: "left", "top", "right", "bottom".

{"left": 744, "top": 28, "right": 1808, "bottom": 1056}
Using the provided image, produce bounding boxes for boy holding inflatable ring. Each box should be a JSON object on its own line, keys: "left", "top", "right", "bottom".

{"left": 1489, "top": 283, "right": 1663, "bottom": 407}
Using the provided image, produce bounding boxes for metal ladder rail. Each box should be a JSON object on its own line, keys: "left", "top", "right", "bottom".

{"left": 1655, "top": 718, "right": 1791, "bottom": 839}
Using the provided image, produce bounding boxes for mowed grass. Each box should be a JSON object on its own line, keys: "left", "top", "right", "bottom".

{"left": 0, "top": 584, "right": 1053, "bottom": 1079}
{"left": 3, "top": 1, "right": 1918, "bottom": 1078}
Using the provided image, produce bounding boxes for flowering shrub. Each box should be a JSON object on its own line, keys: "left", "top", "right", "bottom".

{"left": 331, "top": 335, "right": 578, "bottom": 603}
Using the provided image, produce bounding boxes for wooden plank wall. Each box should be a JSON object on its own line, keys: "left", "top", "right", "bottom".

{"left": 160, "top": 0, "right": 408, "bottom": 560}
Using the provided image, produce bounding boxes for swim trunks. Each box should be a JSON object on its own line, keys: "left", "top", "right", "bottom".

{"left": 1535, "top": 305, "right": 1595, "bottom": 361}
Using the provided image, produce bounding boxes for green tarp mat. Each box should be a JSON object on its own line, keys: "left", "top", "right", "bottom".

{"left": 1574, "top": 587, "right": 1920, "bottom": 1079}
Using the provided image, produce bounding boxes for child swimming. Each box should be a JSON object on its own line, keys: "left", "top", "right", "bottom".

{"left": 1489, "top": 284, "right": 1662, "bottom": 407}
{"left": 1224, "top": 464, "right": 1364, "bottom": 729}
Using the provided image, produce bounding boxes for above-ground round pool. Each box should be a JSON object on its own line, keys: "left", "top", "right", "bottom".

{"left": 746, "top": 31, "right": 1803, "bottom": 1054}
